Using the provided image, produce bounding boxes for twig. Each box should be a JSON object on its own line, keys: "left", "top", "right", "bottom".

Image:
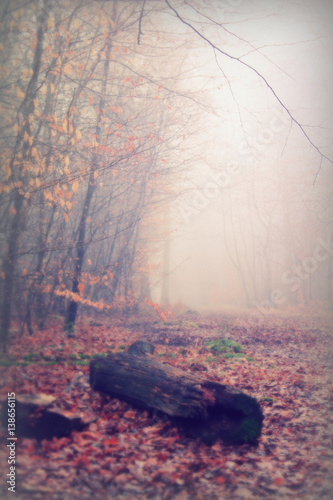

{"left": 137, "top": 0, "right": 146, "bottom": 45}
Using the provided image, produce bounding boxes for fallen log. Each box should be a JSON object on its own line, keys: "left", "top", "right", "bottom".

{"left": 0, "top": 393, "right": 91, "bottom": 440}
{"left": 89, "top": 341, "right": 264, "bottom": 444}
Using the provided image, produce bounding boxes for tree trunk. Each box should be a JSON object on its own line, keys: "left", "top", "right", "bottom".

{"left": 0, "top": 0, "right": 51, "bottom": 352}
{"left": 64, "top": 37, "right": 113, "bottom": 336}
{"left": 89, "top": 342, "right": 264, "bottom": 444}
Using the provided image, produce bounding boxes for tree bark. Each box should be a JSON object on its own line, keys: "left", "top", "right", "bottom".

{"left": 0, "top": 0, "right": 51, "bottom": 352}
{"left": 89, "top": 342, "right": 264, "bottom": 444}
{"left": 64, "top": 37, "right": 112, "bottom": 336}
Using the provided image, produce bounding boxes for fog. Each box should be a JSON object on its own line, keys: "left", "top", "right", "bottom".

{"left": 0, "top": 0, "right": 332, "bottom": 341}
{"left": 152, "top": 0, "right": 333, "bottom": 313}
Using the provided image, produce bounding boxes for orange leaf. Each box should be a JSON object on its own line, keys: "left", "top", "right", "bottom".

{"left": 216, "top": 477, "right": 225, "bottom": 485}
{"left": 78, "top": 283, "right": 84, "bottom": 293}
{"left": 72, "top": 179, "right": 79, "bottom": 193}
{"left": 273, "top": 477, "right": 285, "bottom": 486}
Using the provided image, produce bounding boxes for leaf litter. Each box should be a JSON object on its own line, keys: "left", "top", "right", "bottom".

{"left": 0, "top": 311, "right": 332, "bottom": 499}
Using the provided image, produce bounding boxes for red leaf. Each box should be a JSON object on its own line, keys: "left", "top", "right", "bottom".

{"left": 273, "top": 477, "right": 286, "bottom": 486}
{"left": 105, "top": 436, "right": 118, "bottom": 446}
{"left": 216, "top": 477, "right": 225, "bottom": 485}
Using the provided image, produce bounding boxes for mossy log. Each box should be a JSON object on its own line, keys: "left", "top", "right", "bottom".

{"left": 89, "top": 341, "right": 264, "bottom": 444}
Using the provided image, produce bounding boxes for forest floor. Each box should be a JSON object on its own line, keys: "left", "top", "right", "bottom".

{"left": 0, "top": 309, "right": 333, "bottom": 500}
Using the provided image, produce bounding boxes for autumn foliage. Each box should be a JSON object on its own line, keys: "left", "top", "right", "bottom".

{"left": 0, "top": 1, "right": 181, "bottom": 346}
{"left": 0, "top": 311, "right": 332, "bottom": 498}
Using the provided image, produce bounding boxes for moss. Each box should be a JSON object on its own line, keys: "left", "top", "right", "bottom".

{"left": 185, "top": 321, "right": 199, "bottom": 329}
{"left": 260, "top": 396, "right": 274, "bottom": 403}
{"left": 206, "top": 338, "right": 244, "bottom": 355}
{"left": 52, "top": 314, "right": 63, "bottom": 321}
{"left": 22, "top": 352, "right": 38, "bottom": 362}
{"left": 0, "top": 359, "right": 14, "bottom": 366}
{"left": 238, "top": 417, "right": 261, "bottom": 443}
{"left": 78, "top": 353, "right": 91, "bottom": 359}
{"left": 224, "top": 352, "right": 245, "bottom": 359}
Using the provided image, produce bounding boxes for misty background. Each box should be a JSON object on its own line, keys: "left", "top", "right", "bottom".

{"left": 153, "top": 0, "right": 333, "bottom": 312}
{"left": 0, "top": 0, "right": 332, "bottom": 344}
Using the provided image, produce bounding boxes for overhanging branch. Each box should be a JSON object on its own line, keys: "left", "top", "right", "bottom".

{"left": 164, "top": 0, "right": 332, "bottom": 169}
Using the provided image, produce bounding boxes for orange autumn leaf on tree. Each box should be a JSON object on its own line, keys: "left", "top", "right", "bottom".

{"left": 78, "top": 283, "right": 84, "bottom": 294}
{"left": 72, "top": 179, "right": 79, "bottom": 193}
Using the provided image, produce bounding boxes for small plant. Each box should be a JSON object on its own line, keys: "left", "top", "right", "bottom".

{"left": 185, "top": 321, "right": 199, "bottom": 329}
{"left": 224, "top": 352, "right": 245, "bottom": 359}
{"left": 0, "top": 359, "right": 14, "bottom": 367}
{"left": 22, "top": 351, "right": 38, "bottom": 362}
{"left": 168, "top": 352, "right": 176, "bottom": 358}
{"left": 52, "top": 314, "right": 63, "bottom": 321}
{"left": 260, "top": 397, "right": 274, "bottom": 404}
{"left": 78, "top": 353, "right": 91, "bottom": 359}
{"left": 118, "top": 345, "right": 126, "bottom": 350}
{"left": 206, "top": 338, "right": 243, "bottom": 355}
{"left": 206, "top": 356, "right": 216, "bottom": 363}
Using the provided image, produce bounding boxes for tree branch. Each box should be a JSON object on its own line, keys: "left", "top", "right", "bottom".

{"left": 165, "top": 0, "right": 332, "bottom": 168}
{"left": 137, "top": 0, "right": 146, "bottom": 45}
